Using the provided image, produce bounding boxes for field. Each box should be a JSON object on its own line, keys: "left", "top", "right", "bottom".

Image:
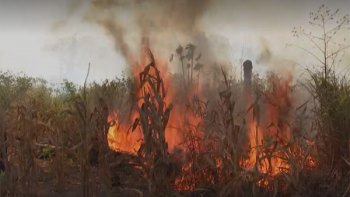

{"left": 0, "top": 45, "right": 349, "bottom": 197}
{"left": 1, "top": 3, "right": 350, "bottom": 197}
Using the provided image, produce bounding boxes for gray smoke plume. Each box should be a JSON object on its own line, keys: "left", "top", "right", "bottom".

{"left": 85, "top": 0, "right": 213, "bottom": 65}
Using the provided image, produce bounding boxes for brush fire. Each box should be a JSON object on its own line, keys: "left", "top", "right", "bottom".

{"left": 104, "top": 46, "right": 319, "bottom": 194}
{"left": 1, "top": 1, "right": 350, "bottom": 197}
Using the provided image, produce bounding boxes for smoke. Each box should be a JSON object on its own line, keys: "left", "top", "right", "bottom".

{"left": 96, "top": 18, "right": 133, "bottom": 64}
{"left": 83, "top": 0, "right": 303, "bottom": 96}
{"left": 256, "top": 38, "right": 272, "bottom": 64}
{"left": 256, "top": 38, "right": 297, "bottom": 78}
{"left": 84, "top": 0, "right": 219, "bottom": 65}
{"left": 52, "top": 0, "right": 85, "bottom": 31}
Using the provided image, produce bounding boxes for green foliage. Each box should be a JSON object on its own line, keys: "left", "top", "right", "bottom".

{"left": 293, "top": 4, "right": 350, "bottom": 176}
{"left": 310, "top": 70, "right": 350, "bottom": 168}
{"left": 40, "top": 146, "right": 56, "bottom": 160}
{"left": 0, "top": 71, "right": 33, "bottom": 110}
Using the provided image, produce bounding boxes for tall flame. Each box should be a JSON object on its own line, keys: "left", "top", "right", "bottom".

{"left": 244, "top": 75, "right": 292, "bottom": 177}
{"left": 106, "top": 51, "right": 315, "bottom": 190}
{"left": 107, "top": 50, "right": 201, "bottom": 154}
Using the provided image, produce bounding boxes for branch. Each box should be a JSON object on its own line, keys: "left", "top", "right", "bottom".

{"left": 326, "top": 45, "right": 350, "bottom": 59}
{"left": 326, "top": 18, "right": 349, "bottom": 35}
{"left": 83, "top": 63, "right": 91, "bottom": 100}
{"left": 290, "top": 44, "right": 325, "bottom": 65}
{"left": 303, "top": 33, "right": 324, "bottom": 54}
{"left": 35, "top": 142, "right": 57, "bottom": 149}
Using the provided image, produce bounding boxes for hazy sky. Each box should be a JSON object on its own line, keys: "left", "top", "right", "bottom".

{"left": 0, "top": 0, "right": 349, "bottom": 84}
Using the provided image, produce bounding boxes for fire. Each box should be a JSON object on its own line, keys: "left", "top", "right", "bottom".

{"left": 105, "top": 49, "right": 316, "bottom": 191}
{"left": 242, "top": 74, "right": 316, "bottom": 188}
{"left": 107, "top": 111, "right": 141, "bottom": 153}
{"left": 106, "top": 48, "right": 201, "bottom": 154}
{"left": 245, "top": 118, "right": 290, "bottom": 176}
{"left": 244, "top": 75, "right": 292, "bottom": 177}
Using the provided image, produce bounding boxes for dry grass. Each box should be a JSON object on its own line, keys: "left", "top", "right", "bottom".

{"left": 0, "top": 47, "right": 349, "bottom": 197}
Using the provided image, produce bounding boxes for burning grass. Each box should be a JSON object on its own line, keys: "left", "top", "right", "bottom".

{"left": 99, "top": 47, "right": 346, "bottom": 196}
{"left": 0, "top": 46, "right": 349, "bottom": 196}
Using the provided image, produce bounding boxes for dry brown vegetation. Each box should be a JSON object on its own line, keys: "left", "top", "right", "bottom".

{"left": 0, "top": 48, "right": 349, "bottom": 197}
{"left": 0, "top": 5, "right": 350, "bottom": 197}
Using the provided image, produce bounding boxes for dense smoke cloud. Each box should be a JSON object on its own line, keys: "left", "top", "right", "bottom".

{"left": 83, "top": 0, "right": 236, "bottom": 69}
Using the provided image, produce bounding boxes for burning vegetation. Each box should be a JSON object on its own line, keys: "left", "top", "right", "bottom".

{"left": 0, "top": 3, "right": 350, "bottom": 197}
{"left": 0, "top": 40, "right": 349, "bottom": 196}
{"left": 103, "top": 44, "right": 320, "bottom": 195}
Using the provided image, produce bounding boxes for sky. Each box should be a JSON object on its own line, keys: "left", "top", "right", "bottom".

{"left": 0, "top": 0, "right": 349, "bottom": 85}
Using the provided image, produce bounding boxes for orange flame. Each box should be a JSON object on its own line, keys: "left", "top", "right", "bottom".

{"left": 107, "top": 111, "right": 141, "bottom": 153}
{"left": 107, "top": 49, "right": 202, "bottom": 154}
{"left": 106, "top": 50, "right": 316, "bottom": 190}
{"left": 244, "top": 75, "right": 293, "bottom": 177}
